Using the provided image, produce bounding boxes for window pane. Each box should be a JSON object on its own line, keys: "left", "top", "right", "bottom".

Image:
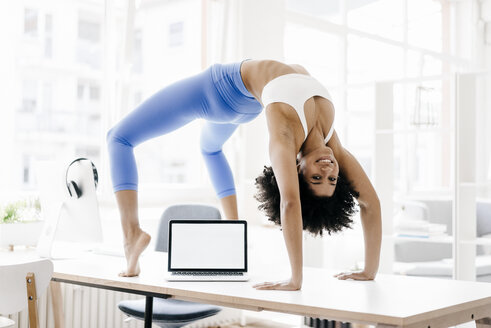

{"left": 347, "top": 0, "right": 404, "bottom": 42}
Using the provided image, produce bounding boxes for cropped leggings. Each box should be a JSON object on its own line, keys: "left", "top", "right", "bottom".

{"left": 106, "top": 61, "right": 263, "bottom": 198}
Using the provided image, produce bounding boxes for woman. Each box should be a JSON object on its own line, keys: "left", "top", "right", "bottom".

{"left": 107, "top": 59, "right": 381, "bottom": 290}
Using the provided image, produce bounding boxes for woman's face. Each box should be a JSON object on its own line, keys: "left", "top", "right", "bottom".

{"left": 298, "top": 146, "right": 339, "bottom": 197}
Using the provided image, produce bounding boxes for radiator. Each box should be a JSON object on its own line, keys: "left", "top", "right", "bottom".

{"left": 5, "top": 283, "right": 241, "bottom": 328}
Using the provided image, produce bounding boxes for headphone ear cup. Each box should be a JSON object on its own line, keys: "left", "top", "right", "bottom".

{"left": 92, "top": 164, "right": 98, "bottom": 189}
{"left": 68, "top": 181, "right": 82, "bottom": 198}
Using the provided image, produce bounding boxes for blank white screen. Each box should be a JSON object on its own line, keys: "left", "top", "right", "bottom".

{"left": 170, "top": 223, "right": 245, "bottom": 270}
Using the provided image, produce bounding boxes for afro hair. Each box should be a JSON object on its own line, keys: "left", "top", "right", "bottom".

{"left": 254, "top": 165, "right": 359, "bottom": 236}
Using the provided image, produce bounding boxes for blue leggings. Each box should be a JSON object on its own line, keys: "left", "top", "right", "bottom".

{"left": 106, "top": 61, "right": 262, "bottom": 198}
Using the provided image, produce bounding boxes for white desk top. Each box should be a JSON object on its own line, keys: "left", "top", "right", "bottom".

{"left": 3, "top": 250, "right": 491, "bottom": 327}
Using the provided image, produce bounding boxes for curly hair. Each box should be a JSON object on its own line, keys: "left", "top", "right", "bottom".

{"left": 254, "top": 165, "right": 360, "bottom": 236}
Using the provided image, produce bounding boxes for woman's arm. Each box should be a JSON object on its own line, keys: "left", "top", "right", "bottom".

{"left": 219, "top": 195, "right": 239, "bottom": 220}
{"left": 253, "top": 105, "right": 304, "bottom": 290}
{"left": 329, "top": 132, "right": 382, "bottom": 279}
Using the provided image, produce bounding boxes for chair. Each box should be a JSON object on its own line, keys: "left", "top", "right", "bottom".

{"left": 0, "top": 259, "right": 53, "bottom": 328}
{"left": 118, "top": 204, "right": 223, "bottom": 328}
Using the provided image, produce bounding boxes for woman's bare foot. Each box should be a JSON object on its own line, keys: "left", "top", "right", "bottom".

{"left": 119, "top": 229, "right": 151, "bottom": 277}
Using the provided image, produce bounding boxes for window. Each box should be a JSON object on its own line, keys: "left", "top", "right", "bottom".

{"left": 285, "top": 0, "right": 457, "bottom": 195}
{"left": 78, "top": 20, "right": 101, "bottom": 43}
{"left": 89, "top": 85, "right": 100, "bottom": 101}
{"left": 77, "top": 80, "right": 101, "bottom": 103}
{"left": 24, "top": 9, "right": 38, "bottom": 36}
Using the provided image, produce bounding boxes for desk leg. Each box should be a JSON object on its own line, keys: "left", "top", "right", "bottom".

{"left": 476, "top": 317, "right": 491, "bottom": 328}
{"left": 144, "top": 296, "right": 153, "bottom": 328}
{"left": 50, "top": 281, "right": 65, "bottom": 328}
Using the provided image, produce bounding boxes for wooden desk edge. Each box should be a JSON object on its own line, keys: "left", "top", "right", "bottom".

{"left": 51, "top": 273, "right": 400, "bottom": 326}
{"left": 51, "top": 273, "right": 491, "bottom": 328}
{"left": 402, "top": 301, "right": 491, "bottom": 328}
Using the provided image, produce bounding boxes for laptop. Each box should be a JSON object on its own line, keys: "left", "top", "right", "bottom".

{"left": 165, "top": 220, "right": 249, "bottom": 281}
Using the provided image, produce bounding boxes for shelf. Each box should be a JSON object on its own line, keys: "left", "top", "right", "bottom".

{"left": 461, "top": 238, "right": 491, "bottom": 246}
{"left": 392, "top": 235, "right": 491, "bottom": 246}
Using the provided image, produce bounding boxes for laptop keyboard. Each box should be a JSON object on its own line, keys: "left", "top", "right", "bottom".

{"left": 173, "top": 271, "right": 244, "bottom": 276}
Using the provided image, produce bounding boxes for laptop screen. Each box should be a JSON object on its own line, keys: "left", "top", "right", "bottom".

{"left": 168, "top": 220, "right": 247, "bottom": 272}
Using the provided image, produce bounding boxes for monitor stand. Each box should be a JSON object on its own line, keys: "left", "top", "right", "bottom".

{"left": 36, "top": 201, "right": 93, "bottom": 259}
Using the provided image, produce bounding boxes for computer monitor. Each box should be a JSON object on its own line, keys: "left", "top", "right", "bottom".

{"left": 35, "top": 159, "right": 103, "bottom": 258}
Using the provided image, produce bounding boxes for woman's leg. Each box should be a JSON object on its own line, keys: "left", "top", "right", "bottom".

{"left": 107, "top": 72, "right": 208, "bottom": 276}
{"left": 114, "top": 190, "right": 146, "bottom": 276}
{"left": 200, "top": 122, "right": 239, "bottom": 220}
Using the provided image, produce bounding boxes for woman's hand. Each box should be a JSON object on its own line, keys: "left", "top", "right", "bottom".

{"left": 334, "top": 270, "right": 375, "bottom": 281}
{"left": 253, "top": 279, "right": 302, "bottom": 291}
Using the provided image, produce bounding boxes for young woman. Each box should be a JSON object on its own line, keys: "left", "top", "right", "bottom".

{"left": 107, "top": 59, "right": 382, "bottom": 290}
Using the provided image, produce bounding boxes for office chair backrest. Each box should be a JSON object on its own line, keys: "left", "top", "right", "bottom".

{"left": 0, "top": 259, "right": 53, "bottom": 314}
{"left": 477, "top": 200, "right": 491, "bottom": 237}
{"left": 155, "top": 204, "right": 222, "bottom": 252}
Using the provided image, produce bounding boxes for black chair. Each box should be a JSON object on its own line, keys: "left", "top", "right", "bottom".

{"left": 118, "top": 204, "right": 223, "bottom": 328}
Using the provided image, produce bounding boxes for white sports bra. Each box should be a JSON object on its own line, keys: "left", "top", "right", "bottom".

{"left": 261, "top": 73, "right": 335, "bottom": 143}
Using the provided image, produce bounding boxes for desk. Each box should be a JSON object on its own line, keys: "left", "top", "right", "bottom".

{"left": 48, "top": 251, "right": 491, "bottom": 328}
{"left": 3, "top": 250, "right": 491, "bottom": 328}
